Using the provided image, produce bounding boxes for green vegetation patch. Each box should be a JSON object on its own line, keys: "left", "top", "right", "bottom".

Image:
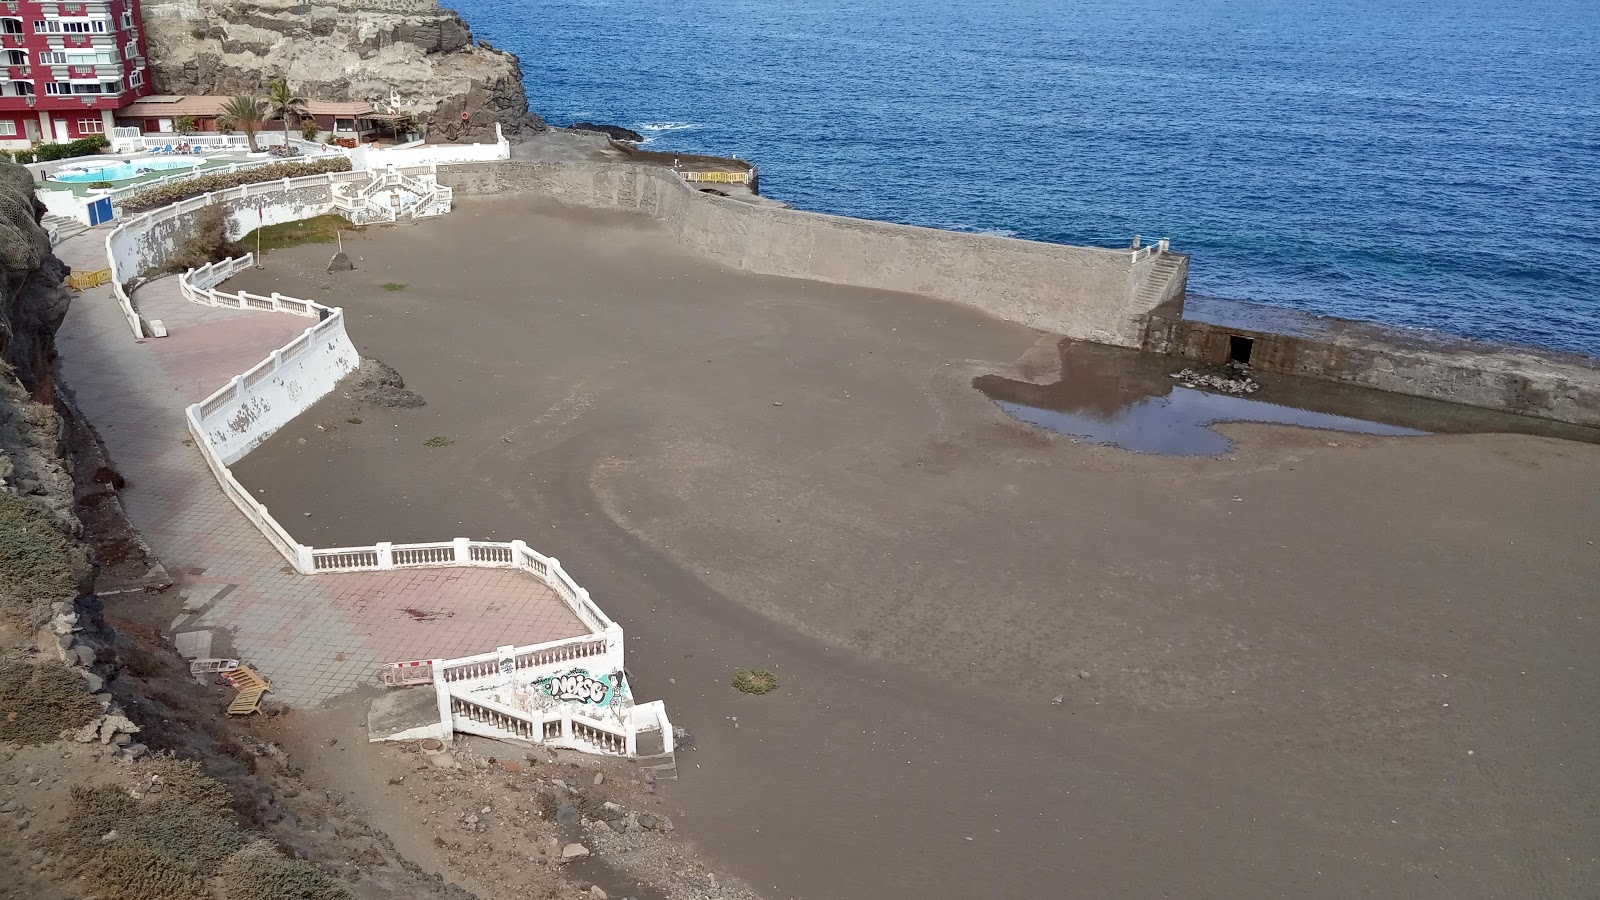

{"left": 732, "top": 668, "right": 779, "bottom": 695}
{"left": 423, "top": 435, "right": 454, "bottom": 447}
{"left": 220, "top": 840, "right": 351, "bottom": 900}
{"left": 381, "top": 282, "right": 407, "bottom": 292}
{"left": 239, "top": 214, "right": 363, "bottom": 254}
{"left": 0, "top": 490, "right": 84, "bottom": 616}
{"left": 121, "top": 157, "right": 352, "bottom": 215}
{"left": 346, "top": 416, "right": 363, "bottom": 425}
{"left": 55, "top": 777, "right": 349, "bottom": 900}
{"left": 0, "top": 656, "right": 100, "bottom": 743}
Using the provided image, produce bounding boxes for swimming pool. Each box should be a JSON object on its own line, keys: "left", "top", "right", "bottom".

{"left": 49, "top": 158, "right": 202, "bottom": 183}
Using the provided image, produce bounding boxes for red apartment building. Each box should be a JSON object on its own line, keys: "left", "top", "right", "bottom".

{"left": 0, "top": 0, "right": 151, "bottom": 149}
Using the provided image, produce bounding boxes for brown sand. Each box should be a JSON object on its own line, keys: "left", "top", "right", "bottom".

{"left": 228, "top": 195, "right": 1600, "bottom": 899}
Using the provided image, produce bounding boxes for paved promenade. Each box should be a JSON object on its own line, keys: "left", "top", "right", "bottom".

{"left": 54, "top": 230, "right": 586, "bottom": 705}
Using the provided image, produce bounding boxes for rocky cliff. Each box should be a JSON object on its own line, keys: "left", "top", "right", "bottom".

{"left": 0, "top": 163, "right": 76, "bottom": 533}
{"left": 139, "top": 0, "right": 543, "bottom": 139}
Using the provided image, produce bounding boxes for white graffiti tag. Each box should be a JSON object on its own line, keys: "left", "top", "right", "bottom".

{"left": 541, "top": 669, "right": 613, "bottom": 705}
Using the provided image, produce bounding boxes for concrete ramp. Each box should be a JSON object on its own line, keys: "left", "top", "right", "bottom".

{"left": 367, "top": 686, "right": 447, "bottom": 743}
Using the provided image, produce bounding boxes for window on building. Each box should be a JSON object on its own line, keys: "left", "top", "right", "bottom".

{"left": 0, "top": 121, "right": 16, "bottom": 136}
{"left": 32, "top": 20, "right": 46, "bottom": 33}
{"left": 120, "top": 12, "right": 132, "bottom": 29}
{"left": 129, "top": 69, "right": 142, "bottom": 87}
{"left": 4, "top": 50, "right": 24, "bottom": 65}
{"left": 334, "top": 117, "right": 356, "bottom": 132}
{"left": 1, "top": 18, "right": 23, "bottom": 35}
{"left": 44, "top": 82, "right": 67, "bottom": 95}
{"left": 101, "top": 78, "right": 121, "bottom": 93}
{"left": 37, "top": 51, "right": 66, "bottom": 65}
{"left": 77, "top": 118, "right": 102, "bottom": 134}
{"left": 38, "top": 19, "right": 109, "bottom": 34}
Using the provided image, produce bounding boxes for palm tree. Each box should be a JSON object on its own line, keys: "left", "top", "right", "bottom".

{"left": 221, "top": 94, "right": 266, "bottom": 152}
{"left": 266, "top": 78, "right": 309, "bottom": 148}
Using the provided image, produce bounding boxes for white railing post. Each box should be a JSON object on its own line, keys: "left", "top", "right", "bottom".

{"left": 294, "top": 543, "right": 314, "bottom": 574}
{"left": 625, "top": 725, "right": 637, "bottom": 757}
{"left": 510, "top": 539, "right": 528, "bottom": 566}
{"left": 497, "top": 645, "right": 516, "bottom": 684}
{"left": 270, "top": 291, "right": 283, "bottom": 311}
{"left": 453, "top": 536, "right": 470, "bottom": 564}
{"left": 561, "top": 710, "right": 572, "bottom": 741}
{"left": 375, "top": 541, "right": 393, "bottom": 569}
{"left": 433, "top": 663, "right": 452, "bottom": 733}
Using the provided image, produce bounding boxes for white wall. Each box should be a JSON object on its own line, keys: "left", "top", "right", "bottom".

{"left": 193, "top": 312, "right": 360, "bottom": 463}
{"left": 350, "top": 123, "right": 508, "bottom": 171}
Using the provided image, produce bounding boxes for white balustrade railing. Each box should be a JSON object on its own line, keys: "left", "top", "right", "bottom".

{"left": 107, "top": 178, "right": 664, "bottom": 758}
{"left": 1129, "top": 237, "right": 1172, "bottom": 263}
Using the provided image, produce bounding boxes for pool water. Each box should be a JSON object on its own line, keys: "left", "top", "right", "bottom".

{"left": 49, "top": 158, "right": 202, "bottom": 183}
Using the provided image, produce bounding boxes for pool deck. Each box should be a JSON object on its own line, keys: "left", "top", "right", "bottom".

{"left": 33, "top": 152, "right": 250, "bottom": 196}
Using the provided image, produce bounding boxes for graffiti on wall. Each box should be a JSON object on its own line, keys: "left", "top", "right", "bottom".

{"left": 537, "top": 668, "right": 619, "bottom": 707}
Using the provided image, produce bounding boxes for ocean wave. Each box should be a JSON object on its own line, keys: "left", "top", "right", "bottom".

{"left": 938, "top": 222, "right": 1020, "bottom": 239}
{"left": 637, "top": 122, "right": 703, "bottom": 132}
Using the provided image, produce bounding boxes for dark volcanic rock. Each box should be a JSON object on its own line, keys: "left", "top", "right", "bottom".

{"left": 570, "top": 123, "right": 644, "bottom": 143}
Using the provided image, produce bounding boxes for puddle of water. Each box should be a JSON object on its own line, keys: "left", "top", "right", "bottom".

{"left": 992, "top": 390, "right": 1427, "bottom": 456}
{"left": 974, "top": 341, "right": 1429, "bottom": 456}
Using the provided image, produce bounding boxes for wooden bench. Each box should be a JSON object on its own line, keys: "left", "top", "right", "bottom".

{"left": 223, "top": 664, "right": 271, "bottom": 716}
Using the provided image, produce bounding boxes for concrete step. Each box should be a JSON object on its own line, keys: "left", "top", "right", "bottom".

{"left": 635, "top": 751, "right": 678, "bottom": 781}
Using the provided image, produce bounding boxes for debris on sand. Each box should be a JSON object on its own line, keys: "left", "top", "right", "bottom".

{"left": 1170, "top": 366, "right": 1259, "bottom": 395}
{"left": 344, "top": 358, "right": 425, "bottom": 408}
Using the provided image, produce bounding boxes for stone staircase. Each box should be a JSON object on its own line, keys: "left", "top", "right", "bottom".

{"left": 42, "top": 213, "right": 87, "bottom": 246}
{"left": 1134, "top": 249, "right": 1187, "bottom": 311}
{"left": 331, "top": 167, "right": 453, "bottom": 225}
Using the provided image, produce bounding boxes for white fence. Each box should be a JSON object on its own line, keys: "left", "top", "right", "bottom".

{"left": 105, "top": 174, "right": 665, "bottom": 758}
{"left": 349, "top": 123, "right": 509, "bottom": 171}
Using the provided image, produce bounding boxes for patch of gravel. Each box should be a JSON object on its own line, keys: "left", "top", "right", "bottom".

{"left": 344, "top": 358, "right": 425, "bottom": 409}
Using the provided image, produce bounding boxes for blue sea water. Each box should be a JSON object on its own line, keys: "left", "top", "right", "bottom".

{"left": 447, "top": 0, "right": 1600, "bottom": 355}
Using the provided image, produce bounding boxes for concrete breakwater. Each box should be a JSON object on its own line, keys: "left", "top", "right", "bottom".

{"left": 1145, "top": 297, "right": 1600, "bottom": 429}
{"left": 440, "top": 157, "right": 1599, "bottom": 429}
{"left": 437, "top": 160, "right": 1174, "bottom": 348}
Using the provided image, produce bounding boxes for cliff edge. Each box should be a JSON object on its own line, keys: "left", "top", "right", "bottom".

{"left": 139, "top": 0, "right": 543, "bottom": 139}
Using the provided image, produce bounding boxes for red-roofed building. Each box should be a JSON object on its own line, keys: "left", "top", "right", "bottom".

{"left": 0, "top": 0, "right": 152, "bottom": 149}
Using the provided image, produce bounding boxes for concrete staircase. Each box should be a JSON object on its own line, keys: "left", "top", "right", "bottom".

{"left": 42, "top": 213, "right": 87, "bottom": 246}
{"left": 331, "top": 168, "right": 453, "bottom": 225}
{"left": 1134, "top": 250, "right": 1187, "bottom": 310}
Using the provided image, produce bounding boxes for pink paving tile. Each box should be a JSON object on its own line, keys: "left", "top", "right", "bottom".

{"left": 56, "top": 230, "right": 589, "bottom": 705}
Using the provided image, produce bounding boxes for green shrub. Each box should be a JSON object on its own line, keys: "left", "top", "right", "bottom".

{"left": 35, "top": 135, "right": 110, "bottom": 162}
{"left": 89, "top": 840, "right": 207, "bottom": 900}
{"left": 14, "top": 149, "right": 35, "bottom": 164}
{"left": 162, "top": 204, "right": 245, "bottom": 275}
{"left": 0, "top": 490, "right": 84, "bottom": 616}
{"left": 138, "top": 757, "right": 235, "bottom": 816}
{"left": 89, "top": 180, "right": 114, "bottom": 190}
{"left": 300, "top": 119, "right": 321, "bottom": 141}
{"left": 220, "top": 840, "right": 351, "bottom": 900}
{"left": 122, "top": 157, "right": 353, "bottom": 214}
{"left": 56, "top": 781, "right": 258, "bottom": 900}
{"left": 732, "top": 668, "right": 779, "bottom": 694}
{"left": 0, "top": 658, "right": 100, "bottom": 744}
{"left": 174, "top": 115, "right": 198, "bottom": 135}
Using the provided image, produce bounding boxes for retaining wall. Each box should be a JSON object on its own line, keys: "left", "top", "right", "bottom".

{"left": 438, "top": 161, "right": 1159, "bottom": 347}
{"left": 1144, "top": 305, "right": 1600, "bottom": 428}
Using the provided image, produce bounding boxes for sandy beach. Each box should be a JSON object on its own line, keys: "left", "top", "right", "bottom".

{"left": 226, "top": 194, "right": 1600, "bottom": 899}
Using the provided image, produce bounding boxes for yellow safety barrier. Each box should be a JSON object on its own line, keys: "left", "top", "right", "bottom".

{"left": 66, "top": 268, "right": 112, "bottom": 291}
{"left": 681, "top": 170, "right": 749, "bottom": 184}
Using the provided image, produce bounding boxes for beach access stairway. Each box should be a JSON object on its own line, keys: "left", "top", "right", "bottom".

{"left": 381, "top": 644, "right": 677, "bottom": 775}
{"left": 330, "top": 166, "right": 453, "bottom": 225}
{"left": 43, "top": 213, "right": 87, "bottom": 246}
{"left": 1132, "top": 241, "right": 1188, "bottom": 312}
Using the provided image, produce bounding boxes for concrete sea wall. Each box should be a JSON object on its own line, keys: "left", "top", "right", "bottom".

{"left": 439, "top": 161, "right": 1165, "bottom": 348}
{"left": 1144, "top": 302, "right": 1600, "bottom": 428}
